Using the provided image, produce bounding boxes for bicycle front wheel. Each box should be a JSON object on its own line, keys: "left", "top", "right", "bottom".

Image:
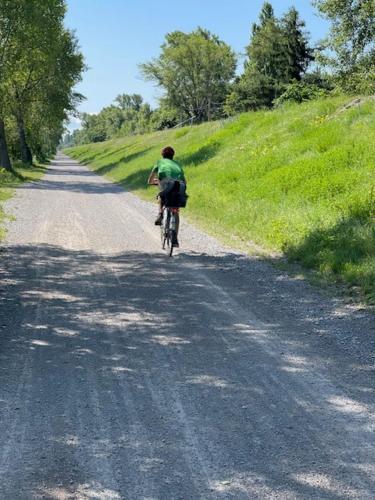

{"left": 169, "top": 230, "right": 175, "bottom": 257}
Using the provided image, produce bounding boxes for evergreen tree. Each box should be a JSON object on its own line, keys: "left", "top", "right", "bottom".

{"left": 247, "top": 3, "right": 286, "bottom": 85}
{"left": 225, "top": 2, "right": 313, "bottom": 114}
{"left": 281, "top": 7, "right": 314, "bottom": 81}
{"left": 259, "top": 1, "right": 274, "bottom": 25}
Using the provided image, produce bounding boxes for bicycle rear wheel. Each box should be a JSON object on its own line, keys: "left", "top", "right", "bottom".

{"left": 161, "top": 210, "right": 170, "bottom": 250}
{"left": 168, "top": 210, "right": 179, "bottom": 257}
{"left": 161, "top": 223, "right": 167, "bottom": 249}
{"left": 169, "top": 230, "right": 175, "bottom": 257}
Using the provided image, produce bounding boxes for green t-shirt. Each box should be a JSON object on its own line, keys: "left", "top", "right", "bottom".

{"left": 152, "top": 158, "right": 185, "bottom": 181}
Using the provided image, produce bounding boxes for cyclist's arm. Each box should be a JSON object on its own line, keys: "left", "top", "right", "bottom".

{"left": 148, "top": 166, "right": 159, "bottom": 185}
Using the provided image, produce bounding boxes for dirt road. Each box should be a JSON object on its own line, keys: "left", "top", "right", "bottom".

{"left": 0, "top": 153, "right": 374, "bottom": 499}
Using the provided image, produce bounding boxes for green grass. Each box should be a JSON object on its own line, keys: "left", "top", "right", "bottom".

{"left": 0, "top": 163, "right": 46, "bottom": 240}
{"left": 66, "top": 96, "right": 375, "bottom": 304}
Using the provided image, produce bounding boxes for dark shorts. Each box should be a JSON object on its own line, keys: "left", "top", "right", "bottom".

{"left": 159, "top": 178, "right": 177, "bottom": 195}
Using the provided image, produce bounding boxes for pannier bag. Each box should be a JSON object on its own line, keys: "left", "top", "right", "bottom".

{"left": 163, "top": 180, "right": 188, "bottom": 208}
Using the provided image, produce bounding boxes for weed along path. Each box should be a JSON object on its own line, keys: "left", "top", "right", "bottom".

{"left": 0, "top": 153, "right": 374, "bottom": 499}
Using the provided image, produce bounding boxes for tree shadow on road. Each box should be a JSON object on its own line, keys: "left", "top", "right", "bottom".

{"left": 19, "top": 152, "right": 153, "bottom": 195}
{"left": 0, "top": 244, "right": 373, "bottom": 498}
{"left": 18, "top": 177, "right": 125, "bottom": 195}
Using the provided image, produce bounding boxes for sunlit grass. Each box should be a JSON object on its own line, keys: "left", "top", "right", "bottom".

{"left": 66, "top": 96, "right": 375, "bottom": 304}
{"left": 0, "top": 163, "right": 46, "bottom": 240}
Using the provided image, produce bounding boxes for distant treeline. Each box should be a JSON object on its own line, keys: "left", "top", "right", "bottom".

{"left": 64, "top": 0, "right": 374, "bottom": 148}
{"left": 0, "top": 0, "right": 84, "bottom": 170}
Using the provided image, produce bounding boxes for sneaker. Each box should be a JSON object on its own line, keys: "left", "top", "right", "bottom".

{"left": 154, "top": 214, "right": 163, "bottom": 226}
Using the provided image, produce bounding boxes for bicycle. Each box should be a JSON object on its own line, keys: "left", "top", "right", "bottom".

{"left": 160, "top": 206, "right": 180, "bottom": 257}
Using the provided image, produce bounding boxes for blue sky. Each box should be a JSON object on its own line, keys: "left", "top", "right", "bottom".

{"left": 65, "top": 0, "right": 329, "bottom": 128}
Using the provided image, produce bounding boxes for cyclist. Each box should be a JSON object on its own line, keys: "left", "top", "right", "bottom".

{"left": 148, "top": 146, "right": 186, "bottom": 231}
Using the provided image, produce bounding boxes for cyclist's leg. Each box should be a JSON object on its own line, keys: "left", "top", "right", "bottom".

{"left": 155, "top": 198, "right": 163, "bottom": 225}
{"left": 155, "top": 179, "right": 172, "bottom": 225}
{"left": 175, "top": 211, "right": 179, "bottom": 236}
{"left": 155, "top": 183, "right": 165, "bottom": 226}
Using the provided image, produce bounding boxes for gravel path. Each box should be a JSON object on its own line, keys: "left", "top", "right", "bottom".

{"left": 0, "top": 153, "right": 374, "bottom": 499}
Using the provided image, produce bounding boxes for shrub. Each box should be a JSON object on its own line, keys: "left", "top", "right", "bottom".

{"left": 274, "top": 81, "right": 329, "bottom": 106}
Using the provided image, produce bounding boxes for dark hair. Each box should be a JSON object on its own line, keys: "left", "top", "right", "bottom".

{"left": 161, "top": 146, "right": 175, "bottom": 159}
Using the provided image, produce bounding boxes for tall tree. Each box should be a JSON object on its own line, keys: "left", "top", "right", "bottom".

{"left": 140, "top": 28, "right": 236, "bottom": 122}
{"left": 0, "top": 0, "right": 84, "bottom": 167}
{"left": 259, "top": 1, "right": 274, "bottom": 25}
{"left": 0, "top": 0, "right": 27, "bottom": 169}
{"left": 0, "top": 119, "right": 11, "bottom": 170}
{"left": 7, "top": 0, "right": 65, "bottom": 163}
{"left": 27, "top": 27, "right": 84, "bottom": 160}
{"left": 115, "top": 94, "right": 143, "bottom": 112}
{"left": 6, "top": 1, "right": 83, "bottom": 163}
{"left": 226, "top": 3, "right": 287, "bottom": 113}
{"left": 313, "top": 0, "right": 375, "bottom": 92}
{"left": 225, "top": 2, "right": 313, "bottom": 114}
{"left": 247, "top": 3, "right": 287, "bottom": 86}
{"left": 281, "top": 7, "right": 314, "bottom": 81}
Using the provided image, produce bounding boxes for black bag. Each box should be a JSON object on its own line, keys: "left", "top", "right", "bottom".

{"left": 164, "top": 181, "right": 188, "bottom": 208}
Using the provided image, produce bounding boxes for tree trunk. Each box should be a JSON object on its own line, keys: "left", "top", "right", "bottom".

{"left": 207, "top": 97, "right": 211, "bottom": 122}
{"left": 17, "top": 113, "right": 32, "bottom": 165}
{"left": 0, "top": 118, "right": 12, "bottom": 171}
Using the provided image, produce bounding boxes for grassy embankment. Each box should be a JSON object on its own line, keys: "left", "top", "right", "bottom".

{"left": 66, "top": 96, "right": 375, "bottom": 304}
{"left": 0, "top": 164, "right": 46, "bottom": 240}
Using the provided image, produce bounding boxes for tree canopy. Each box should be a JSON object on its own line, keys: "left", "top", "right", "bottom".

{"left": 64, "top": 0, "right": 374, "bottom": 148}
{"left": 0, "top": 0, "right": 84, "bottom": 169}
{"left": 225, "top": 2, "right": 314, "bottom": 114}
{"left": 313, "top": 0, "right": 375, "bottom": 93}
{"left": 140, "top": 28, "right": 236, "bottom": 122}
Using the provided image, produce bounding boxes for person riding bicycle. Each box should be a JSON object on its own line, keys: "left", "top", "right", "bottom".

{"left": 148, "top": 146, "right": 186, "bottom": 227}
